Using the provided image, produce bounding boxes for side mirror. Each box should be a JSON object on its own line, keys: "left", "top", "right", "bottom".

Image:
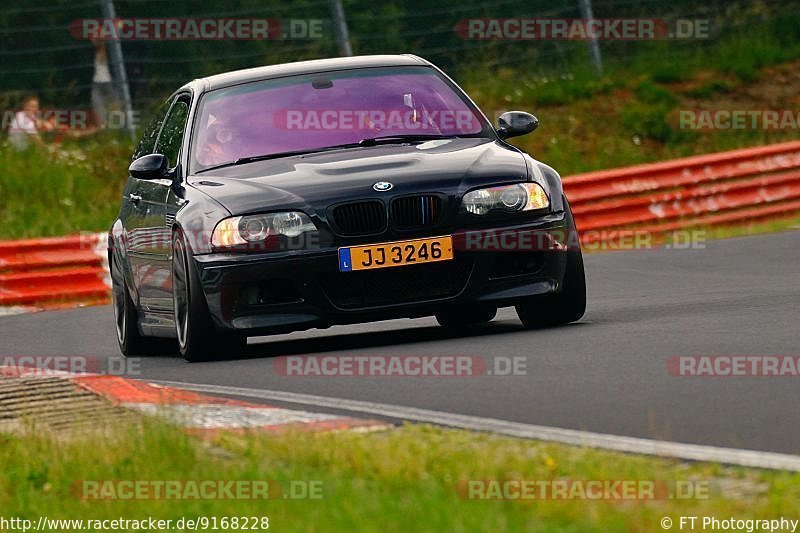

{"left": 129, "top": 153, "right": 169, "bottom": 180}
{"left": 497, "top": 111, "right": 539, "bottom": 139}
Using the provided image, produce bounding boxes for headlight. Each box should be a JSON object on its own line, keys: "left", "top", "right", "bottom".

{"left": 461, "top": 183, "right": 549, "bottom": 215}
{"left": 212, "top": 212, "right": 317, "bottom": 247}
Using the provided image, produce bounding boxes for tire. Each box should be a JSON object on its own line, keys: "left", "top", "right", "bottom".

{"left": 172, "top": 230, "right": 247, "bottom": 362}
{"left": 111, "top": 247, "right": 176, "bottom": 356}
{"left": 516, "top": 197, "right": 586, "bottom": 328}
{"left": 436, "top": 306, "right": 497, "bottom": 328}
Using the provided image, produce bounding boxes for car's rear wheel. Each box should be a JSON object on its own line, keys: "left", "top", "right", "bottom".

{"left": 516, "top": 197, "right": 586, "bottom": 328}
{"left": 111, "top": 247, "right": 175, "bottom": 356}
{"left": 172, "top": 230, "right": 246, "bottom": 362}
{"left": 436, "top": 306, "right": 497, "bottom": 328}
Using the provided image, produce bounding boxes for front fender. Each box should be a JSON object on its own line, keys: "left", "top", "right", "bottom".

{"left": 524, "top": 155, "right": 566, "bottom": 214}
{"left": 171, "top": 184, "right": 233, "bottom": 256}
{"left": 108, "top": 218, "right": 138, "bottom": 302}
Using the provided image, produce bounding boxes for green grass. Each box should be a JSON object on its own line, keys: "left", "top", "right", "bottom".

{"left": 699, "top": 215, "right": 800, "bottom": 241}
{"left": 0, "top": 139, "right": 129, "bottom": 239}
{"left": 1, "top": 419, "right": 799, "bottom": 532}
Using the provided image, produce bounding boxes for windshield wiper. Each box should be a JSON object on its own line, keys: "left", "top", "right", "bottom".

{"left": 196, "top": 136, "right": 461, "bottom": 174}
{"left": 196, "top": 143, "right": 364, "bottom": 173}
{"left": 357, "top": 134, "right": 456, "bottom": 146}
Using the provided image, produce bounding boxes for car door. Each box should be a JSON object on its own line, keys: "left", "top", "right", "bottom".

{"left": 122, "top": 99, "right": 170, "bottom": 307}
{"left": 125, "top": 95, "right": 190, "bottom": 312}
{"left": 137, "top": 95, "right": 191, "bottom": 313}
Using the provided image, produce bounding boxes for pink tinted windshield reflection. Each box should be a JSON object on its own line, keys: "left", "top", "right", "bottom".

{"left": 192, "top": 70, "right": 485, "bottom": 170}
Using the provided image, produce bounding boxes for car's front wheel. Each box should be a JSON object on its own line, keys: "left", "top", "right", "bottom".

{"left": 172, "top": 230, "right": 246, "bottom": 362}
{"left": 516, "top": 197, "right": 586, "bottom": 328}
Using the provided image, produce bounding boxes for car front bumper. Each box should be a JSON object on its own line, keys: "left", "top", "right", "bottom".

{"left": 193, "top": 212, "right": 570, "bottom": 336}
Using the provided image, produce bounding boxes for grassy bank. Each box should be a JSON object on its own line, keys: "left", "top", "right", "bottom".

{"left": 1, "top": 420, "right": 798, "bottom": 531}
{"left": 0, "top": 140, "right": 129, "bottom": 239}
{"left": 466, "top": 12, "right": 800, "bottom": 171}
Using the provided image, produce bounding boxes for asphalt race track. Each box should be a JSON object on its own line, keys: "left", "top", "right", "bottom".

{"left": 2, "top": 231, "right": 798, "bottom": 455}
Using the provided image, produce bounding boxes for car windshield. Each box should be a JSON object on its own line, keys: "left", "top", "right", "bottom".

{"left": 190, "top": 66, "right": 490, "bottom": 172}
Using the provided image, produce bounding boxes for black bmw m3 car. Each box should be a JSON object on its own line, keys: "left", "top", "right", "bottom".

{"left": 110, "top": 54, "right": 585, "bottom": 361}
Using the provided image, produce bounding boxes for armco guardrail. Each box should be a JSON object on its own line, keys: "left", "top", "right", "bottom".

{"left": 2, "top": 141, "right": 800, "bottom": 308}
{"left": 0, "top": 235, "right": 109, "bottom": 308}
{"left": 565, "top": 140, "right": 800, "bottom": 243}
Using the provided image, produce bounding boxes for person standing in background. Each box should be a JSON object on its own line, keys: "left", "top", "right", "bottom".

{"left": 91, "top": 37, "right": 121, "bottom": 128}
{"left": 8, "top": 94, "right": 53, "bottom": 149}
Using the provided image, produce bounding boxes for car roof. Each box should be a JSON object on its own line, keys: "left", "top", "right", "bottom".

{"left": 181, "top": 54, "right": 432, "bottom": 94}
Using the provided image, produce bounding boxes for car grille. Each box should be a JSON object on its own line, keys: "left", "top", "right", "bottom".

{"left": 331, "top": 195, "right": 444, "bottom": 236}
{"left": 391, "top": 195, "right": 443, "bottom": 229}
{"left": 321, "top": 258, "right": 473, "bottom": 309}
{"left": 330, "top": 201, "right": 387, "bottom": 235}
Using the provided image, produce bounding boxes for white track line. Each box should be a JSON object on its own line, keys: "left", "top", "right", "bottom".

{"left": 0, "top": 306, "right": 37, "bottom": 317}
{"left": 153, "top": 380, "right": 800, "bottom": 472}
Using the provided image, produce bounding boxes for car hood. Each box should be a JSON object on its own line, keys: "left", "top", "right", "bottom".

{"left": 188, "top": 137, "right": 529, "bottom": 215}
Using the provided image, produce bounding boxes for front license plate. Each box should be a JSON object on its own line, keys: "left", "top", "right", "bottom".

{"left": 338, "top": 236, "right": 454, "bottom": 272}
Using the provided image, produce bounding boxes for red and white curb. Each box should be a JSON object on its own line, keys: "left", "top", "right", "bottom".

{"left": 1, "top": 367, "right": 389, "bottom": 434}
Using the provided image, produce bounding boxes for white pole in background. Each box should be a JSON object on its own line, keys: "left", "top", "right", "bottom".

{"left": 99, "top": 0, "right": 136, "bottom": 140}
{"left": 578, "top": 0, "right": 604, "bottom": 76}
{"left": 330, "top": 0, "right": 353, "bottom": 56}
